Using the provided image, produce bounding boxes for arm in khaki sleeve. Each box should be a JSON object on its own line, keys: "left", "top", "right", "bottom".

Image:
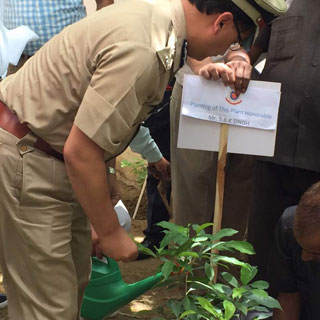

{"left": 69, "top": 43, "right": 158, "bottom": 261}
{"left": 273, "top": 292, "right": 301, "bottom": 320}
{"left": 95, "top": 0, "right": 114, "bottom": 10}
{"left": 64, "top": 125, "right": 138, "bottom": 262}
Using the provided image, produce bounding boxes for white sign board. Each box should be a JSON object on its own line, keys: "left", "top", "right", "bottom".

{"left": 178, "top": 75, "right": 281, "bottom": 156}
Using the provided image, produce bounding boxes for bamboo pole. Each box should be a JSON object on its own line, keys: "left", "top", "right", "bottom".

{"left": 132, "top": 177, "right": 147, "bottom": 220}
{"left": 213, "top": 124, "right": 229, "bottom": 281}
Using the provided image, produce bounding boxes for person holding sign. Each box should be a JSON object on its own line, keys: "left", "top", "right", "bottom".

{"left": 170, "top": 0, "right": 287, "bottom": 242}
{"left": 171, "top": 52, "right": 256, "bottom": 242}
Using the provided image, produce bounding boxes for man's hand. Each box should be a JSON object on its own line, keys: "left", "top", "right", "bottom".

{"left": 199, "top": 60, "right": 251, "bottom": 96}
{"left": 99, "top": 226, "right": 138, "bottom": 262}
{"left": 225, "top": 49, "right": 252, "bottom": 95}
{"left": 188, "top": 49, "right": 252, "bottom": 97}
{"left": 91, "top": 225, "right": 103, "bottom": 259}
{"left": 64, "top": 125, "right": 137, "bottom": 262}
{"left": 198, "top": 62, "right": 234, "bottom": 85}
{"left": 225, "top": 59, "right": 252, "bottom": 95}
{"left": 148, "top": 157, "right": 170, "bottom": 181}
{"left": 91, "top": 224, "right": 138, "bottom": 261}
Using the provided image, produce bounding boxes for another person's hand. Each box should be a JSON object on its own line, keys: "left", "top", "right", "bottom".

{"left": 225, "top": 48, "right": 252, "bottom": 96}
{"left": 199, "top": 62, "right": 234, "bottom": 85}
{"left": 99, "top": 226, "right": 138, "bottom": 262}
{"left": 226, "top": 59, "right": 252, "bottom": 95}
{"left": 198, "top": 60, "right": 252, "bottom": 96}
{"left": 148, "top": 157, "right": 171, "bottom": 181}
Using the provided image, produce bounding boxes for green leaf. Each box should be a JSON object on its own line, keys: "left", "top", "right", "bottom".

{"left": 252, "top": 306, "right": 272, "bottom": 313}
{"left": 138, "top": 244, "right": 157, "bottom": 258}
{"left": 191, "top": 281, "right": 215, "bottom": 292}
{"left": 223, "top": 241, "right": 255, "bottom": 255}
{"left": 160, "top": 232, "right": 180, "bottom": 248}
{"left": 250, "top": 280, "right": 269, "bottom": 290}
{"left": 240, "top": 265, "right": 257, "bottom": 285}
{"left": 223, "top": 300, "right": 236, "bottom": 320}
{"left": 193, "top": 236, "right": 209, "bottom": 242}
{"left": 212, "top": 283, "right": 232, "bottom": 296}
{"left": 247, "top": 293, "right": 282, "bottom": 309}
{"left": 232, "top": 287, "right": 247, "bottom": 299}
{"left": 196, "top": 297, "right": 219, "bottom": 317}
{"left": 202, "top": 241, "right": 227, "bottom": 253}
{"left": 179, "top": 310, "right": 196, "bottom": 318}
{"left": 254, "top": 313, "right": 273, "bottom": 320}
{"left": 194, "top": 223, "right": 214, "bottom": 234}
{"left": 234, "top": 301, "right": 248, "bottom": 315}
{"left": 157, "top": 221, "right": 187, "bottom": 234}
{"left": 178, "top": 251, "right": 199, "bottom": 258}
{"left": 183, "top": 296, "right": 192, "bottom": 311}
{"left": 210, "top": 228, "right": 238, "bottom": 241}
{"left": 161, "top": 260, "right": 174, "bottom": 279}
{"left": 215, "top": 256, "right": 247, "bottom": 268}
{"left": 251, "top": 289, "right": 268, "bottom": 298}
{"left": 221, "top": 272, "right": 238, "bottom": 288}
{"left": 167, "top": 299, "right": 182, "bottom": 317}
{"left": 205, "top": 262, "right": 215, "bottom": 282}
{"left": 176, "top": 239, "right": 194, "bottom": 252}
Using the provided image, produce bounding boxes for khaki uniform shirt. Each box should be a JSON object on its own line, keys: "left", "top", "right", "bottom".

{"left": 0, "top": 0, "right": 186, "bottom": 160}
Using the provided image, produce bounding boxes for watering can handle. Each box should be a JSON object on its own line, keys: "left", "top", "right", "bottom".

{"left": 91, "top": 256, "right": 121, "bottom": 274}
{"left": 104, "top": 256, "right": 121, "bottom": 272}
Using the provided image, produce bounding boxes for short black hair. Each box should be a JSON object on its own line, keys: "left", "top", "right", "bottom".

{"left": 188, "top": 0, "right": 263, "bottom": 33}
{"left": 294, "top": 181, "right": 320, "bottom": 238}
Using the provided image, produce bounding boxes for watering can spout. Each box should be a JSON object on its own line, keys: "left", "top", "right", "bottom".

{"left": 81, "top": 257, "right": 163, "bottom": 320}
{"left": 128, "top": 271, "right": 163, "bottom": 294}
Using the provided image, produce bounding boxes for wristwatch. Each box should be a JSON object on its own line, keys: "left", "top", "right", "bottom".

{"left": 107, "top": 167, "right": 116, "bottom": 175}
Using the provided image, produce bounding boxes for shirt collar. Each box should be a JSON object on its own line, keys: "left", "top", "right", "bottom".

{"left": 170, "top": 0, "right": 187, "bottom": 72}
{"left": 170, "top": 0, "right": 187, "bottom": 42}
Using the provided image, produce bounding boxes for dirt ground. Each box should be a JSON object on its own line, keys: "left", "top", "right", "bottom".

{"left": 0, "top": 219, "right": 180, "bottom": 320}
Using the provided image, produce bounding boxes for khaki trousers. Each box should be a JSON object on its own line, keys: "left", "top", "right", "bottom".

{"left": 170, "top": 82, "right": 255, "bottom": 241}
{"left": 0, "top": 128, "right": 91, "bottom": 320}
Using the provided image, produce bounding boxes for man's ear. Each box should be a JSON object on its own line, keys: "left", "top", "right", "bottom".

{"left": 212, "top": 12, "right": 234, "bottom": 34}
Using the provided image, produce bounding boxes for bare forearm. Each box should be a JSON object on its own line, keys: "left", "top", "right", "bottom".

{"left": 273, "top": 292, "right": 300, "bottom": 320}
{"left": 64, "top": 126, "right": 119, "bottom": 239}
{"left": 187, "top": 56, "right": 213, "bottom": 75}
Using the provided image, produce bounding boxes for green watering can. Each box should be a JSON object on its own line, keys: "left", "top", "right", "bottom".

{"left": 81, "top": 257, "right": 163, "bottom": 320}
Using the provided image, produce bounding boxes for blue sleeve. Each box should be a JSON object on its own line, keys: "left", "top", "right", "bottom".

{"left": 129, "top": 126, "right": 163, "bottom": 163}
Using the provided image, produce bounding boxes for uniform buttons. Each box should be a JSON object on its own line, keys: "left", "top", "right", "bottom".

{"left": 20, "top": 145, "right": 28, "bottom": 152}
{"left": 305, "top": 94, "right": 311, "bottom": 99}
{"left": 312, "top": 61, "right": 318, "bottom": 67}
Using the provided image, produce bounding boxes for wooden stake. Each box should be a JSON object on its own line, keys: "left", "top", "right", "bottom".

{"left": 132, "top": 177, "right": 147, "bottom": 220}
{"left": 213, "top": 124, "right": 229, "bottom": 281}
